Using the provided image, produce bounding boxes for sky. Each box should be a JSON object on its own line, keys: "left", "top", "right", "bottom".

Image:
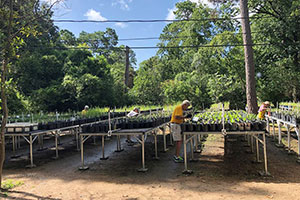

{"left": 48, "top": 0, "right": 215, "bottom": 66}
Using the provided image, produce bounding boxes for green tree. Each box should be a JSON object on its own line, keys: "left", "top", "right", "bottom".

{"left": 59, "top": 29, "right": 77, "bottom": 46}
{"left": 78, "top": 28, "right": 118, "bottom": 58}
{"left": 157, "top": 1, "right": 213, "bottom": 76}
{"left": 130, "top": 57, "right": 163, "bottom": 104}
{"left": 0, "top": 0, "right": 61, "bottom": 188}
{"left": 162, "top": 71, "right": 211, "bottom": 109}
{"left": 249, "top": 0, "right": 300, "bottom": 102}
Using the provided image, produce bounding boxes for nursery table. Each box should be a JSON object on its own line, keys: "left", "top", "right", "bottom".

{"left": 5, "top": 124, "right": 80, "bottom": 168}
{"left": 79, "top": 122, "right": 170, "bottom": 172}
{"left": 265, "top": 115, "right": 300, "bottom": 162}
{"left": 182, "top": 130, "right": 269, "bottom": 176}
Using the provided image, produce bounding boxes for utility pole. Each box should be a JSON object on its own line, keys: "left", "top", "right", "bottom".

{"left": 124, "top": 46, "right": 129, "bottom": 91}
{"left": 240, "top": 0, "right": 258, "bottom": 114}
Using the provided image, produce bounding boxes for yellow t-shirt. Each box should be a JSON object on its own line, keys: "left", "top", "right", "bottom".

{"left": 258, "top": 110, "right": 266, "bottom": 119}
{"left": 82, "top": 110, "right": 87, "bottom": 116}
{"left": 170, "top": 105, "right": 183, "bottom": 124}
{"left": 257, "top": 104, "right": 268, "bottom": 120}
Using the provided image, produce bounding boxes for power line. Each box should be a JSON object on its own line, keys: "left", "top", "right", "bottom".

{"left": 53, "top": 16, "right": 276, "bottom": 23}
{"left": 128, "top": 43, "right": 293, "bottom": 49}
{"left": 93, "top": 31, "right": 261, "bottom": 42}
{"left": 22, "top": 42, "right": 300, "bottom": 51}
{"left": 72, "top": 31, "right": 280, "bottom": 43}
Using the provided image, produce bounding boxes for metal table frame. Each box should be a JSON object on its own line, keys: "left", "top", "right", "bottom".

{"left": 5, "top": 125, "right": 80, "bottom": 168}
{"left": 266, "top": 116, "right": 300, "bottom": 162}
{"left": 79, "top": 123, "right": 170, "bottom": 172}
{"left": 182, "top": 131, "right": 269, "bottom": 176}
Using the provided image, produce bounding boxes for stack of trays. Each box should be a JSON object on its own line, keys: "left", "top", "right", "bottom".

{"left": 6, "top": 122, "right": 38, "bottom": 133}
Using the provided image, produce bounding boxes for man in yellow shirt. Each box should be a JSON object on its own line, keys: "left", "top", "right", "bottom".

{"left": 170, "top": 100, "right": 191, "bottom": 163}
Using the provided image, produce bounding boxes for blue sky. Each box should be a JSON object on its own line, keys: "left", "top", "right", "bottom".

{"left": 48, "top": 0, "right": 214, "bottom": 66}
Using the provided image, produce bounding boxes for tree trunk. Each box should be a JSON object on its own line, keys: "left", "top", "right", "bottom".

{"left": 240, "top": 0, "right": 258, "bottom": 114}
{"left": 0, "top": 59, "right": 8, "bottom": 189}
{"left": 0, "top": 0, "right": 13, "bottom": 189}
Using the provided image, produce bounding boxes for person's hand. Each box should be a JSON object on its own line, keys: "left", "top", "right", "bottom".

{"left": 186, "top": 113, "right": 192, "bottom": 118}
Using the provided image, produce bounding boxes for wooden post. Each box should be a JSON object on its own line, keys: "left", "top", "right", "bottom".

{"left": 124, "top": 46, "right": 129, "bottom": 91}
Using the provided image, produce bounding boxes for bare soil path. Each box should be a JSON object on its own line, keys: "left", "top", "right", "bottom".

{"left": 2, "top": 132, "right": 300, "bottom": 200}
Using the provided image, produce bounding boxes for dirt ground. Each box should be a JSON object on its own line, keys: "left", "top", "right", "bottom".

{"left": 2, "top": 129, "right": 300, "bottom": 200}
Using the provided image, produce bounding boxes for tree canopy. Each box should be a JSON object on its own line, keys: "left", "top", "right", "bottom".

{"left": 1, "top": 0, "right": 299, "bottom": 114}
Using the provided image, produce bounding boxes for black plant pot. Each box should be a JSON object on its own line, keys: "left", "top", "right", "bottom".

{"left": 129, "top": 123, "right": 134, "bottom": 129}
{"left": 94, "top": 125, "right": 100, "bottom": 133}
{"left": 245, "top": 122, "right": 251, "bottom": 131}
{"left": 47, "top": 122, "right": 56, "bottom": 130}
{"left": 181, "top": 124, "right": 187, "bottom": 132}
{"left": 231, "top": 123, "right": 238, "bottom": 131}
{"left": 104, "top": 125, "right": 109, "bottom": 132}
{"left": 225, "top": 123, "right": 230, "bottom": 131}
{"left": 56, "top": 122, "right": 62, "bottom": 128}
{"left": 98, "top": 124, "right": 103, "bottom": 132}
{"left": 38, "top": 123, "right": 43, "bottom": 130}
{"left": 192, "top": 124, "right": 197, "bottom": 132}
{"left": 238, "top": 123, "right": 245, "bottom": 131}
{"left": 215, "top": 124, "right": 222, "bottom": 131}
{"left": 142, "top": 122, "right": 147, "bottom": 128}
{"left": 187, "top": 124, "right": 193, "bottom": 131}
{"left": 209, "top": 123, "right": 216, "bottom": 131}
{"left": 133, "top": 123, "right": 138, "bottom": 129}
{"left": 82, "top": 125, "right": 88, "bottom": 132}
{"left": 150, "top": 121, "right": 155, "bottom": 127}
{"left": 202, "top": 124, "right": 209, "bottom": 132}
{"left": 124, "top": 123, "right": 128, "bottom": 129}
{"left": 195, "top": 124, "right": 201, "bottom": 131}
{"left": 252, "top": 121, "right": 260, "bottom": 131}
{"left": 90, "top": 126, "right": 95, "bottom": 133}
{"left": 258, "top": 121, "right": 266, "bottom": 131}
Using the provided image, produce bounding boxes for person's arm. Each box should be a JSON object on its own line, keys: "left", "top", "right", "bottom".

{"left": 175, "top": 115, "right": 185, "bottom": 120}
{"left": 267, "top": 107, "right": 271, "bottom": 116}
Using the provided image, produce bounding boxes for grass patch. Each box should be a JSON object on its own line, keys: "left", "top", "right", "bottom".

{"left": 0, "top": 179, "right": 24, "bottom": 198}
{"left": 1, "top": 179, "right": 24, "bottom": 190}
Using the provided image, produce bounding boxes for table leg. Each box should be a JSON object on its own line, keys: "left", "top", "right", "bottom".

{"left": 79, "top": 135, "right": 89, "bottom": 170}
{"left": 100, "top": 135, "right": 109, "bottom": 160}
{"left": 138, "top": 134, "right": 148, "bottom": 172}
{"left": 25, "top": 135, "right": 36, "bottom": 168}
{"left": 182, "top": 133, "right": 193, "bottom": 174}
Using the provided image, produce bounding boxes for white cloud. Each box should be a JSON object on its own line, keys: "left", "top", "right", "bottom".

{"left": 166, "top": 7, "right": 176, "bottom": 21}
{"left": 112, "top": 0, "right": 133, "bottom": 11}
{"left": 84, "top": 9, "right": 107, "bottom": 21}
{"left": 115, "top": 22, "right": 128, "bottom": 28}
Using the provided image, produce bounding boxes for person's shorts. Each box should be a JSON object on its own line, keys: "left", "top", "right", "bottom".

{"left": 170, "top": 123, "right": 182, "bottom": 141}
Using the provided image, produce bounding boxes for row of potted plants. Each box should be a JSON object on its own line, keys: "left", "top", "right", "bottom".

{"left": 37, "top": 112, "right": 126, "bottom": 130}
{"left": 193, "top": 110, "right": 257, "bottom": 123}
{"left": 82, "top": 114, "right": 171, "bottom": 133}
{"left": 36, "top": 109, "right": 164, "bottom": 131}
{"left": 186, "top": 110, "right": 266, "bottom": 132}
{"left": 182, "top": 121, "right": 266, "bottom": 132}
